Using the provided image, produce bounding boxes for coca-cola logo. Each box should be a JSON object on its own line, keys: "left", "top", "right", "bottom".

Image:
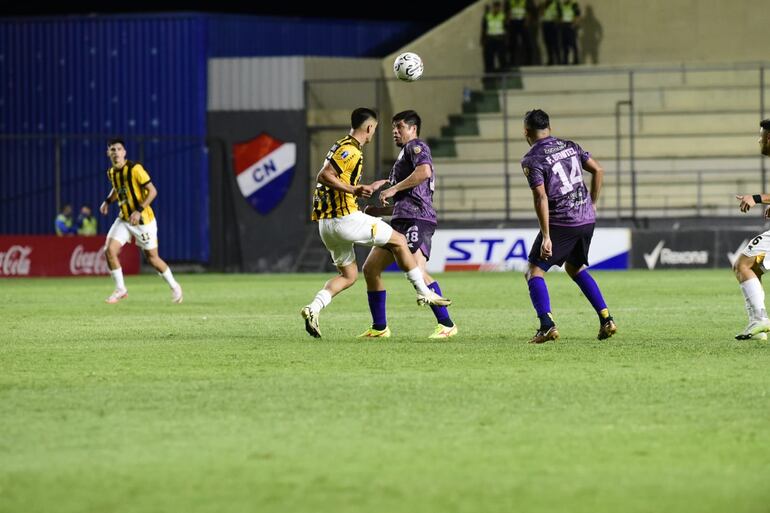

{"left": 0, "top": 245, "right": 32, "bottom": 276}
{"left": 70, "top": 245, "right": 109, "bottom": 275}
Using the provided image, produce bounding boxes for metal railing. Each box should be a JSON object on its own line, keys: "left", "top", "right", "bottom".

{"left": 305, "top": 62, "right": 769, "bottom": 222}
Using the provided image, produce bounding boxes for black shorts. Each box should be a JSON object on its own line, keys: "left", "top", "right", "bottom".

{"left": 528, "top": 223, "right": 595, "bottom": 271}
{"left": 390, "top": 218, "right": 437, "bottom": 260}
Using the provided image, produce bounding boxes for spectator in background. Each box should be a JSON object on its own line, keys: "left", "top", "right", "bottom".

{"left": 540, "top": 0, "right": 562, "bottom": 66}
{"left": 482, "top": 1, "right": 507, "bottom": 74}
{"left": 579, "top": 4, "right": 602, "bottom": 64}
{"left": 55, "top": 204, "right": 76, "bottom": 236}
{"left": 76, "top": 204, "right": 98, "bottom": 235}
{"left": 560, "top": 0, "right": 581, "bottom": 64}
{"left": 506, "top": 0, "right": 537, "bottom": 66}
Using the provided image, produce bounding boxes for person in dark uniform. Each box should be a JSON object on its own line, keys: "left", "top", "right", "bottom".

{"left": 482, "top": 1, "right": 507, "bottom": 73}
{"left": 540, "top": 0, "right": 562, "bottom": 65}
{"left": 506, "top": 0, "right": 537, "bottom": 66}
{"left": 560, "top": 0, "right": 581, "bottom": 64}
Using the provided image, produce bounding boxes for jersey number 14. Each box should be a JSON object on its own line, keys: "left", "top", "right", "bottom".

{"left": 553, "top": 156, "right": 583, "bottom": 194}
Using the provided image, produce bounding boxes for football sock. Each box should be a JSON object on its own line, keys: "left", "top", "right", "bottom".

{"left": 309, "top": 289, "right": 332, "bottom": 314}
{"left": 572, "top": 270, "right": 609, "bottom": 320}
{"left": 159, "top": 267, "right": 179, "bottom": 289}
{"left": 740, "top": 278, "right": 767, "bottom": 321}
{"left": 745, "top": 285, "right": 767, "bottom": 321}
{"left": 110, "top": 267, "right": 125, "bottom": 291}
{"left": 528, "top": 276, "right": 554, "bottom": 328}
{"left": 405, "top": 267, "right": 431, "bottom": 295}
{"left": 428, "top": 281, "right": 453, "bottom": 327}
{"left": 367, "top": 290, "right": 388, "bottom": 330}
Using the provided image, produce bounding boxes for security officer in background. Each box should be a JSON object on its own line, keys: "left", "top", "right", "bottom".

{"left": 506, "top": 0, "right": 536, "bottom": 66}
{"left": 540, "top": 0, "right": 562, "bottom": 66}
{"left": 560, "top": 0, "right": 581, "bottom": 64}
{"left": 76, "top": 204, "right": 98, "bottom": 235}
{"left": 482, "top": 1, "right": 507, "bottom": 74}
{"left": 55, "top": 204, "right": 76, "bottom": 236}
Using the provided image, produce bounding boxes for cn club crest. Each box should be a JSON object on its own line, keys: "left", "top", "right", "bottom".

{"left": 233, "top": 133, "right": 296, "bottom": 215}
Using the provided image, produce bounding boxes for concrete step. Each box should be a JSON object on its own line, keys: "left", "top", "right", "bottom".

{"left": 433, "top": 156, "right": 764, "bottom": 175}
{"left": 466, "top": 111, "right": 760, "bottom": 138}
{"left": 492, "top": 86, "right": 770, "bottom": 116}
{"left": 442, "top": 133, "right": 756, "bottom": 160}
{"left": 518, "top": 67, "right": 765, "bottom": 92}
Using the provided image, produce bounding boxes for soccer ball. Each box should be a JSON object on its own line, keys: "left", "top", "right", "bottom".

{"left": 393, "top": 52, "right": 424, "bottom": 82}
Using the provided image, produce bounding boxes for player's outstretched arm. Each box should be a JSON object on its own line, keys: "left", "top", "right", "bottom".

{"left": 363, "top": 204, "right": 394, "bottom": 217}
{"left": 736, "top": 193, "right": 767, "bottom": 213}
{"left": 370, "top": 179, "right": 390, "bottom": 190}
{"left": 582, "top": 157, "right": 604, "bottom": 204}
{"left": 531, "top": 184, "right": 551, "bottom": 259}
{"left": 317, "top": 162, "right": 373, "bottom": 198}
{"left": 379, "top": 164, "right": 431, "bottom": 205}
{"left": 100, "top": 188, "right": 117, "bottom": 215}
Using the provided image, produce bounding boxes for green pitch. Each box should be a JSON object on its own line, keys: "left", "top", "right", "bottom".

{"left": 1, "top": 270, "right": 769, "bottom": 513}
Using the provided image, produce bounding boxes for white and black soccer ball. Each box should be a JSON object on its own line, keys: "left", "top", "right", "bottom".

{"left": 393, "top": 52, "right": 424, "bottom": 82}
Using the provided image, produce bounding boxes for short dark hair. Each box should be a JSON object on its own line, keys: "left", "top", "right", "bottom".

{"left": 107, "top": 138, "right": 126, "bottom": 148}
{"left": 351, "top": 108, "right": 378, "bottom": 129}
{"left": 761, "top": 119, "right": 770, "bottom": 131}
{"left": 524, "top": 109, "right": 550, "bottom": 130}
{"left": 392, "top": 110, "right": 422, "bottom": 136}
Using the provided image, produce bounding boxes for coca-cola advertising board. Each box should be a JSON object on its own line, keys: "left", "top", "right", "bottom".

{"left": 0, "top": 236, "right": 139, "bottom": 277}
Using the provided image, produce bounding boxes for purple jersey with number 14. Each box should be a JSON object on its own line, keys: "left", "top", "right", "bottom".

{"left": 521, "top": 135, "right": 595, "bottom": 227}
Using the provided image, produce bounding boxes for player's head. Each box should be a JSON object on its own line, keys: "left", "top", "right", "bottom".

{"left": 106, "top": 138, "right": 127, "bottom": 164}
{"left": 524, "top": 109, "right": 551, "bottom": 145}
{"left": 392, "top": 110, "right": 421, "bottom": 147}
{"left": 760, "top": 119, "right": 770, "bottom": 156}
{"left": 350, "top": 108, "right": 378, "bottom": 144}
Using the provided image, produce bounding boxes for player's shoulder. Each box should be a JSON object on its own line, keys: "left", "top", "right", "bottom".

{"left": 333, "top": 137, "right": 362, "bottom": 157}
{"left": 406, "top": 138, "right": 432, "bottom": 157}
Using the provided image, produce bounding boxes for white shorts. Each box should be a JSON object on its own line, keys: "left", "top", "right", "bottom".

{"left": 318, "top": 211, "right": 394, "bottom": 267}
{"left": 741, "top": 230, "right": 770, "bottom": 270}
{"left": 107, "top": 217, "right": 158, "bottom": 251}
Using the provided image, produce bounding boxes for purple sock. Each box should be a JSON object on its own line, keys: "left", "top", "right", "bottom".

{"left": 367, "top": 290, "right": 387, "bottom": 330}
{"left": 528, "top": 276, "right": 554, "bottom": 327}
{"left": 428, "top": 281, "right": 453, "bottom": 327}
{"left": 572, "top": 270, "right": 608, "bottom": 316}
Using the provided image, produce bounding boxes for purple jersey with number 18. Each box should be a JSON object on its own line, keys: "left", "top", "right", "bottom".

{"left": 521, "top": 135, "right": 595, "bottom": 227}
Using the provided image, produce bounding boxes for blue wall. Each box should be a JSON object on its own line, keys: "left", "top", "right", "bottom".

{"left": 0, "top": 15, "right": 209, "bottom": 261}
{"left": 207, "top": 15, "right": 422, "bottom": 58}
{"left": 0, "top": 13, "right": 420, "bottom": 262}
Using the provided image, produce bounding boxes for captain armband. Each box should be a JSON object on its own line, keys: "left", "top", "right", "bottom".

{"left": 753, "top": 194, "right": 763, "bottom": 204}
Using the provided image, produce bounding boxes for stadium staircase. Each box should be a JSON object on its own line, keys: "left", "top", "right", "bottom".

{"left": 427, "top": 64, "right": 770, "bottom": 220}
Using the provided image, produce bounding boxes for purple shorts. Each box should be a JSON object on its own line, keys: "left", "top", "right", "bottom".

{"left": 528, "top": 223, "right": 595, "bottom": 271}
{"left": 391, "top": 218, "right": 437, "bottom": 260}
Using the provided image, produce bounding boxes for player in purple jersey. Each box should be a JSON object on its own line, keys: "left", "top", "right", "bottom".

{"left": 359, "top": 110, "right": 457, "bottom": 339}
{"left": 521, "top": 109, "right": 617, "bottom": 343}
{"left": 731, "top": 119, "right": 770, "bottom": 340}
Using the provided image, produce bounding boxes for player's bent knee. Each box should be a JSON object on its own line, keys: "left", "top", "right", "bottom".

{"left": 362, "top": 261, "right": 380, "bottom": 280}
{"left": 386, "top": 231, "right": 408, "bottom": 248}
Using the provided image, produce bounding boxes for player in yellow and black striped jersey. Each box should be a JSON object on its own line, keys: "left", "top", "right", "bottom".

{"left": 311, "top": 134, "right": 365, "bottom": 220}
{"left": 107, "top": 159, "right": 155, "bottom": 225}
{"left": 99, "top": 138, "right": 183, "bottom": 305}
{"left": 300, "top": 108, "right": 451, "bottom": 339}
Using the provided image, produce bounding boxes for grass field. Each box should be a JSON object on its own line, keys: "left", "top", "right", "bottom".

{"left": 1, "top": 269, "right": 769, "bottom": 513}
